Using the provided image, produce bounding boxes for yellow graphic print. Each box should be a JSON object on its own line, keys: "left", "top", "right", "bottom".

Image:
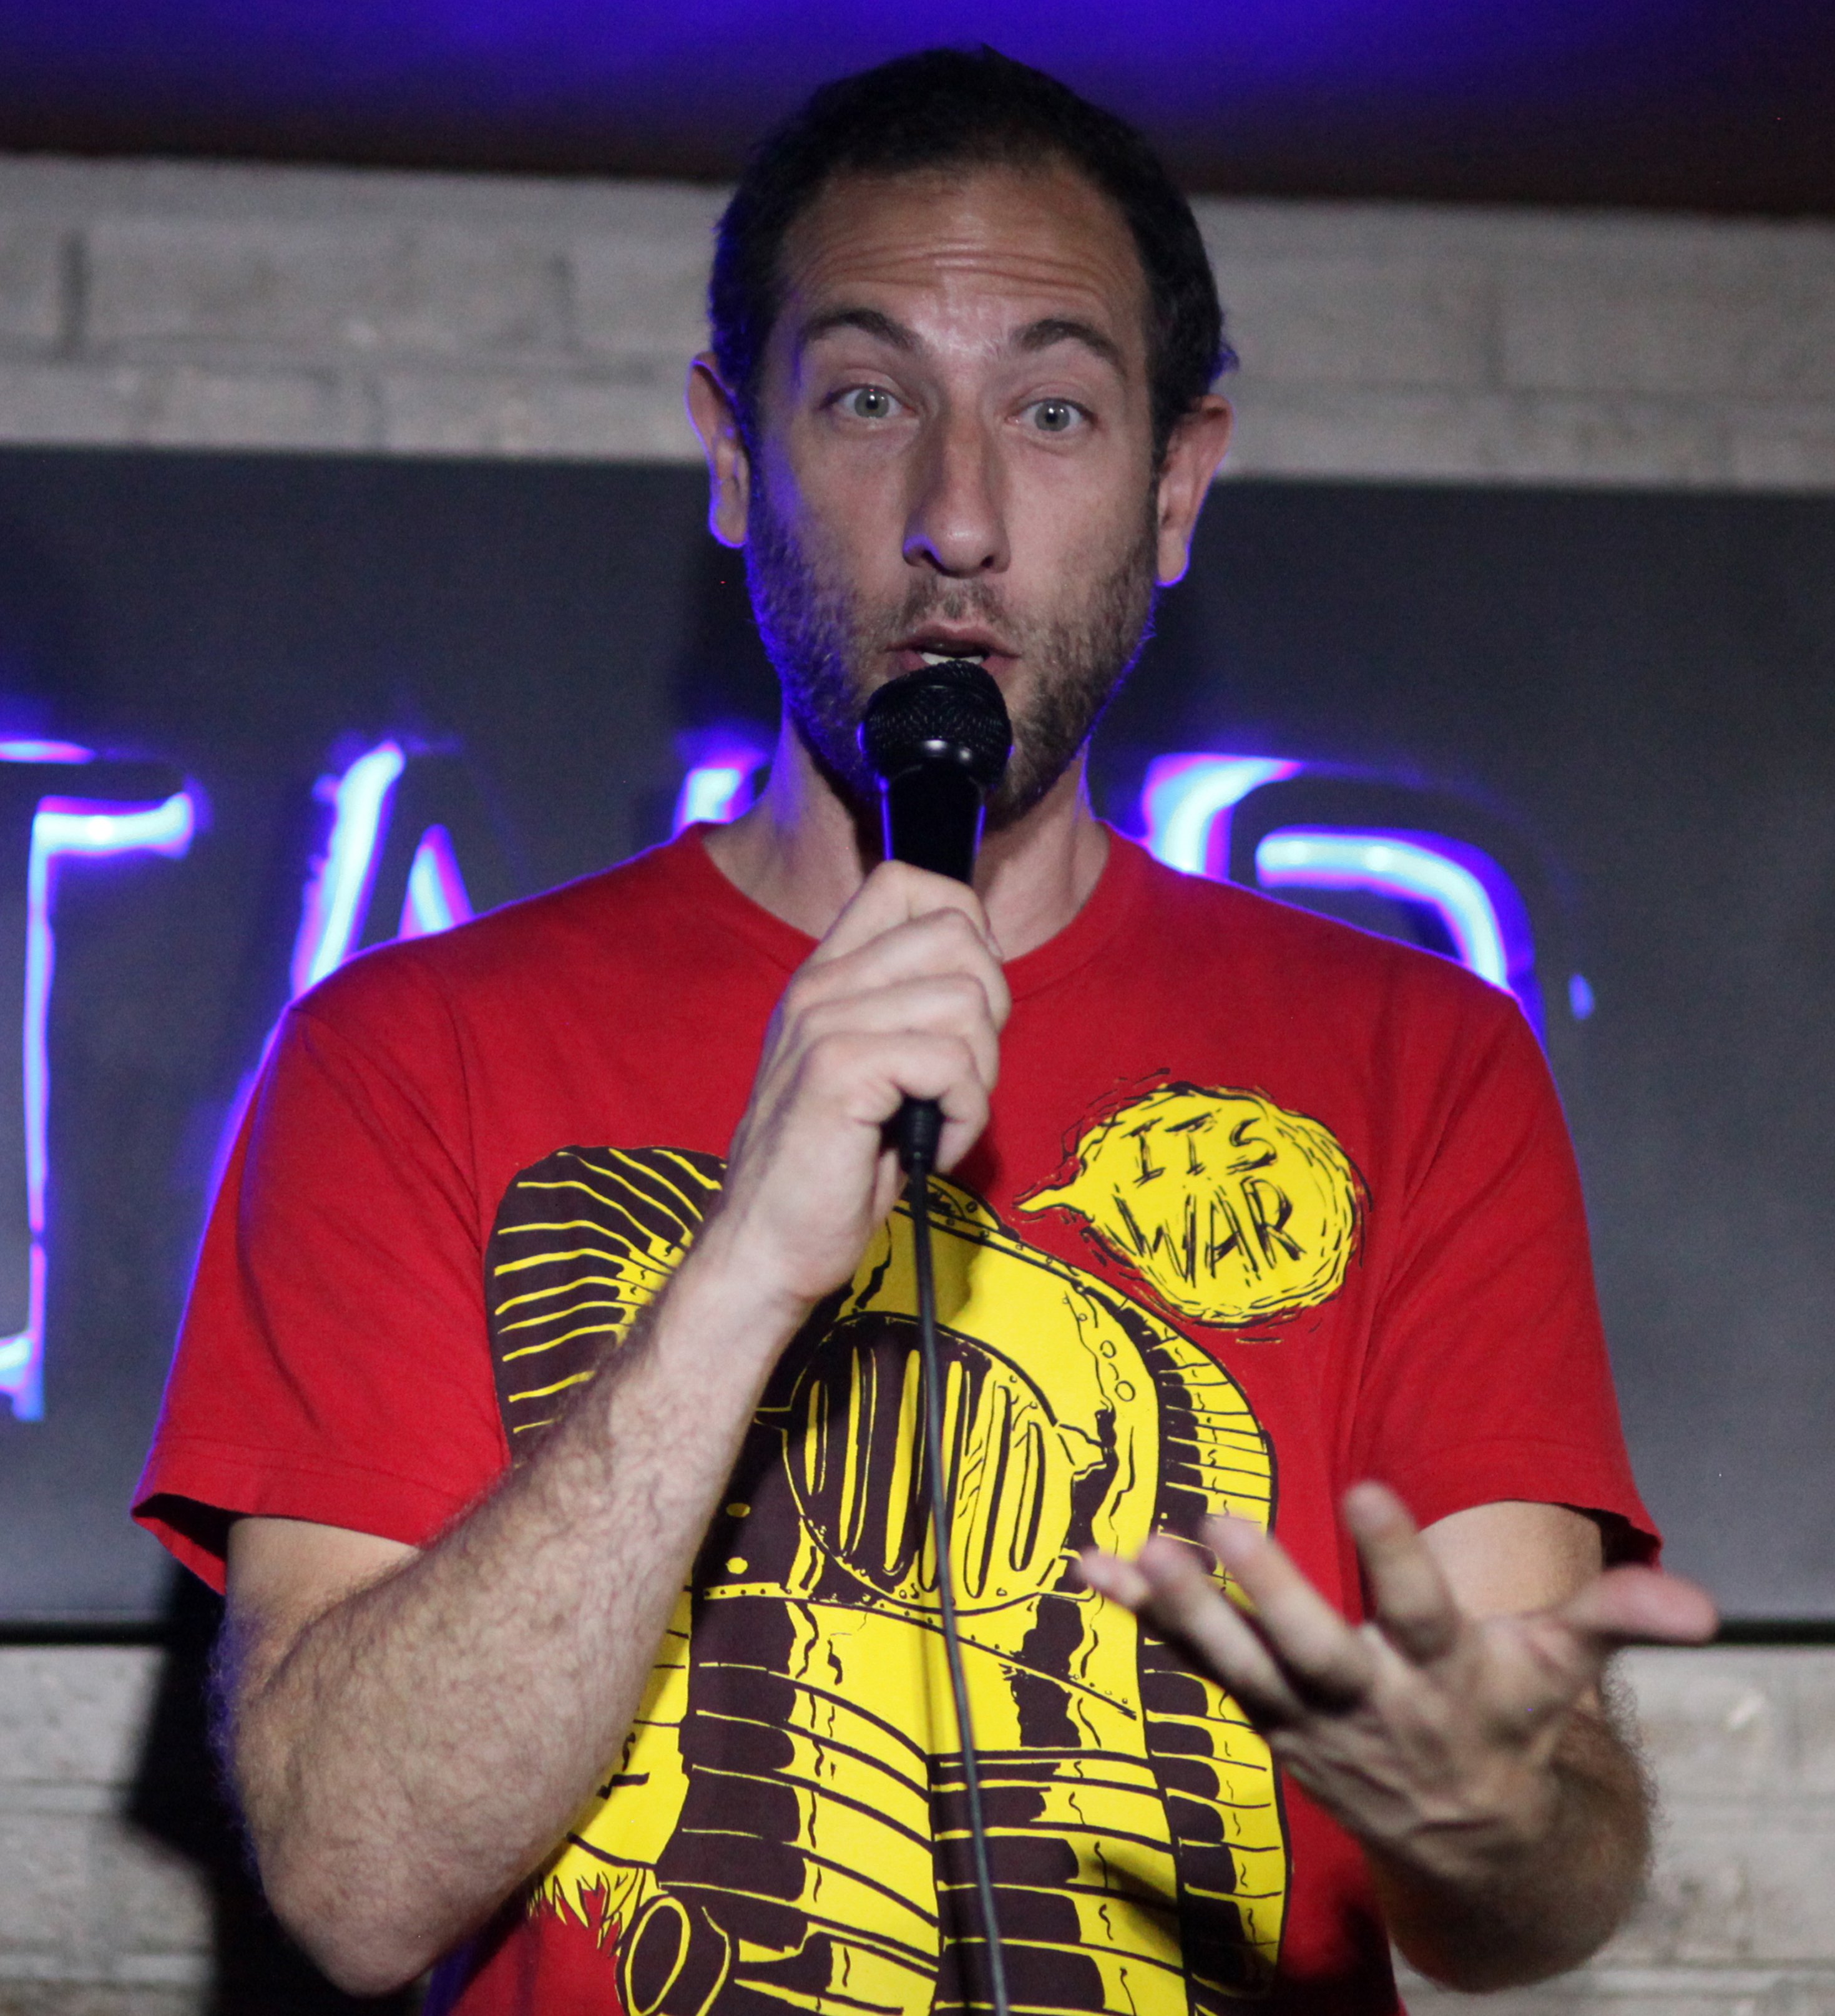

{"left": 1020, "top": 1085, "right": 1364, "bottom": 1327}
{"left": 490, "top": 1146, "right": 723, "bottom": 1440}
{"left": 486, "top": 1147, "right": 1289, "bottom": 2016}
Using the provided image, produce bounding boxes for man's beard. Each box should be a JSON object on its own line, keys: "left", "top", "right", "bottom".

{"left": 745, "top": 481, "right": 1159, "bottom": 830}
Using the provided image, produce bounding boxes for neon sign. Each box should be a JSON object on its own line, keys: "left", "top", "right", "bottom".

{"left": 0, "top": 728, "right": 1578, "bottom": 1424}
{"left": 399, "top": 825, "right": 474, "bottom": 938}
{"left": 291, "top": 740, "right": 409, "bottom": 996}
{"left": 1255, "top": 830, "right": 1530, "bottom": 994}
{"left": 0, "top": 770, "right": 197, "bottom": 1421}
{"left": 1138, "top": 750, "right": 1555, "bottom": 1032}
{"left": 207, "top": 742, "right": 481, "bottom": 1218}
{"left": 290, "top": 740, "right": 477, "bottom": 986}
{"left": 1139, "top": 754, "right": 1299, "bottom": 878}
{"left": 672, "top": 739, "right": 771, "bottom": 834}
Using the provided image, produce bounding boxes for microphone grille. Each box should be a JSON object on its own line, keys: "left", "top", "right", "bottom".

{"left": 859, "top": 660, "right": 1012, "bottom": 792}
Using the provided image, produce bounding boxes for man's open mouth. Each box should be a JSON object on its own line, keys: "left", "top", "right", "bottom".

{"left": 893, "top": 632, "right": 1014, "bottom": 676}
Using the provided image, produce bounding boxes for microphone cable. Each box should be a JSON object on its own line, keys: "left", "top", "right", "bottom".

{"left": 906, "top": 1152, "right": 1012, "bottom": 2016}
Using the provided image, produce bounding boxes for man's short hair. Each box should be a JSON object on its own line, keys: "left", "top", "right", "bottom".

{"left": 708, "top": 46, "right": 1235, "bottom": 467}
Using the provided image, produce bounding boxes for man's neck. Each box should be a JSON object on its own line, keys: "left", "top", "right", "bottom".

{"left": 700, "top": 713, "right": 1110, "bottom": 959}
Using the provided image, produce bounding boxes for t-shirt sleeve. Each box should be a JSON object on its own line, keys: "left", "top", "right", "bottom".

{"left": 134, "top": 961, "right": 510, "bottom": 1591}
{"left": 1349, "top": 989, "right": 1658, "bottom": 1562}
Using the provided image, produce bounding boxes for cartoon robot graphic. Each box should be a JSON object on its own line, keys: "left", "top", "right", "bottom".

{"left": 486, "top": 1086, "right": 1364, "bottom": 2016}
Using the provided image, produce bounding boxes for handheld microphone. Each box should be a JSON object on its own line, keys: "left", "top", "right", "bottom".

{"left": 859, "top": 660, "right": 1012, "bottom": 1176}
{"left": 858, "top": 657, "right": 1014, "bottom": 2016}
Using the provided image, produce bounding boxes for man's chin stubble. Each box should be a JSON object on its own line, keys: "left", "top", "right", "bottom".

{"left": 745, "top": 486, "right": 1160, "bottom": 831}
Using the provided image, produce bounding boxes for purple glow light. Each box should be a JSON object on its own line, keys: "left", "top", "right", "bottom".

{"left": 398, "top": 824, "right": 474, "bottom": 938}
{"left": 1140, "top": 753, "right": 1299, "bottom": 878}
{"left": 672, "top": 744, "right": 770, "bottom": 833}
{"left": 1255, "top": 826, "right": 1540, "bottom": 1026}
{"left": 290, "top": 741, "right": 406, "bottom": 997}
{"left": 0, "top": 790, "right": 195, "bottom": 1421}
{"left": 0, "top": 741, "right": 93, "bottom": 765}
{"left": 210, "top": 745, "right": 478, "bottom": 1216}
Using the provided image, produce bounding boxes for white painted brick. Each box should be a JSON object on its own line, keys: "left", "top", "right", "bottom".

{"left": 376, "top": 365, "right": 699, "bottom": 460}
{"left": 1621, "top": 1649, "right": 1795, "bottom": 1800}
{"left": 1782, "top": 1653, "right": 1835, "bottom": 1800}
{"left": 1727, "top": 406, "right": 1835, "bottom": 491}
{"left": 136, "top": 365, "right": 374, "bottom": 450}
{"left": 0, "top": 156, "right": 1827, "bottom": 486}
{"left": 1399, "top": 1963, "right": 1835, "bottom": 2014}
{"left": 1221, "top": 255, "right": 1494, "bottom": 389}
{"left": 1499, "top": 229, "right": 1835, "bottom": 399}
{"left": 0, "top": 1989, "right": 199, "bottom": 2016}
{"left": 1626, "top": 1648, "right": 1835, "bottom": 1801}
{"left": 571, "top": 230, "right": 714, "bottom": 360}
{"left": 1225, "top": 386, "right": 1727, "bottom": 487}
{"left": 1223, "top": 386, "right": 1495, "bottom": 481}
{"left": 0, "top": 1811, "right": 207, "bottom": 1967}
{"left": 0, "top": 362, "right": 144, "bottom": 445}
{"left": 1482, "top": 394, "right": 1727, "bottom": 484}
{"left": 85, "top": 220, "right": 571, "bottom": 362}
{"left": 0, "top": 1653, "right": 159, "bottom": 1788}
{"left": 1196, "top": 196, "right": 1507, "bottom": 267}
{"left": 0, "top": 227, "right": 67, "bottom": 351}
{"left": 1613, "top": 1807, "right": 1835, "bottom": 1966}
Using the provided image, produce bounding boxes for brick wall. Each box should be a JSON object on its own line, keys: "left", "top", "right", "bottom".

{"left": 4, "top": 1648, "right": 1831, "bottom": 2014}
{"left": 1, "top": 154, "right": 1833, "bottom": 484}
{"left": 1, "top": 152, "right": 1831, "bottom": 2012}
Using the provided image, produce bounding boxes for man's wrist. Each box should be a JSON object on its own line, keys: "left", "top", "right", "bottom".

{"left": 648, "top": 1213, "right": 816, "bottom": 1377}
{"left": 1368, "top": 1711, "right": 1647, "bottom": 1990}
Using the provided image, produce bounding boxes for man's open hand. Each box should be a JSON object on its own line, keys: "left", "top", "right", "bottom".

{"left": 1080, "top": 1483, "right": 1716, "bottom": 1895}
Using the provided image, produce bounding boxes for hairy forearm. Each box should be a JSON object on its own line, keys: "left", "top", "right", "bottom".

{"left": 225, "top": 1233, "right": 803, "bottom": 1994}
{"left": 1370, "top": 1694, "right": 1652, "bottom": 1992}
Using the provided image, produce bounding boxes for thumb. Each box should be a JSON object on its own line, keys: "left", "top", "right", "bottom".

{"left": 1559, "top": 1565, "right": 1719, "bottom": 1653}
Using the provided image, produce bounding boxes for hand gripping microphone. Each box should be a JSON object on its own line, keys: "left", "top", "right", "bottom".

{"left": 858, "top": 659, "right": 1012, "bottom": 1177}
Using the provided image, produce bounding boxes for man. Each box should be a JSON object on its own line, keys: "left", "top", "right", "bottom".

{"left": 136, "top": 47, "right": 1714, "bottom": 2015}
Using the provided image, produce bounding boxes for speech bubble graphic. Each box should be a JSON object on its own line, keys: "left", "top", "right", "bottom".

{"left": 1019, "top": 1084, "right": 1364, "bottom": 1326}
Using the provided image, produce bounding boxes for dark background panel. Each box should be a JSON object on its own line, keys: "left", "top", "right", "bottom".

{"left": 2, "top": 0, "right": 1830, "bottom": 214}
{"left": 1099, "top": 484, "right": 1835, "bottom": 1617}
{"left": 0, "top": 448, "right": 1829, "bottom": 1620}
{"left": 0, "top": 451, "right": 731, "bottom": 1620}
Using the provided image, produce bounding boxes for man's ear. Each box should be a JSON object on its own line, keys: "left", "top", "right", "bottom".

{"left": 1154, "top": 394, "right": 1234, "bottom": 587}
{"left": 686, "top": 354, "right": 752, "bottom": 549}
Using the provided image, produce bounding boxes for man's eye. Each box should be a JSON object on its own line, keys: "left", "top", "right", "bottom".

{"left": 838, "top": 386, "right": 898, "bottom": 420}
{"left": 1025, "top": 399, "right": 1087, "bottom": 436}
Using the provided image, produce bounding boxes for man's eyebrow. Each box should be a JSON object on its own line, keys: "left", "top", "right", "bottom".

{"left": 1015, "top": 317, "right": 1127, "bottom": 373}
{"left": 795, "top": 306, "right": 918, "bottom": 354}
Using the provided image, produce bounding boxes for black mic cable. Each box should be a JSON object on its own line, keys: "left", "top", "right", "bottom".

{"left": 861, "top": 662, "right": 1014, "bottom": 2016}
{"left": 903, "top": 1132, "right": 1011, "bottom": 2016}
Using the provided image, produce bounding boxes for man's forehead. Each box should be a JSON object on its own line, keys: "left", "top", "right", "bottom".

{"left": 776, "top": 161, "right": 1148, "bottom": 360}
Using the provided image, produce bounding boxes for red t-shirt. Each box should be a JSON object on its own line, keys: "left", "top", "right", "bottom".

{"left": 136, "top": 827, "right": 1653, "bottom": 2016}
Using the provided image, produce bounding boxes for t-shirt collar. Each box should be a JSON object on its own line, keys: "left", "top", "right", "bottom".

{"left": 678, "top": 820, "right": 1143, "bottom": 1001}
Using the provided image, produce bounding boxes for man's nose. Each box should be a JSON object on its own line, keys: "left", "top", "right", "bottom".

{"left": 901, "top": 408, "right": 1009, "bottom": 577}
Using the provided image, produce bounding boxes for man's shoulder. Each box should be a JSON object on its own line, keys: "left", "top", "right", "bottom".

{"left": 1124, "top": 839, "right": 1515, "bottom": 1025}
{"left": 290, "top": 833, "right": 717, "bottom": 1040}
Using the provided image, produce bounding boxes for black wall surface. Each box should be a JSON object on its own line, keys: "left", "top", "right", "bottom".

{"left": 0, "top": 447, "right": 1829, "bottom": 1623}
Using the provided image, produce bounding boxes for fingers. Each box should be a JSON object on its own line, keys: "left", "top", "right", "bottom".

{"left": 813, "top": 861, "right": 1006, "bottom": 992}
{"left": 788, "top": 1028, "right": 991, "bottom": 1138}
{"left": 712, "top": 866, "right": 1010, "bottom": 1308}
{"left": 1345, "top": 1480, "right": 1462, "bottom": 1664}
{"left": 1082, "top": 1517, "right": 1381, "bottom": 1725}
{"left": 1079, "top": 1540, "right": 1309, "bottom": 1726}
{"left": 791, "top": 976, "right": 1001, "bottom": 1106}
{"left": 1205, "top": 1516, "right": 1379, "bottom": 1709}
{"left": 1558, "top": 1565, "right": 1719, "bottom": 1653}
{"left": 771, "top": 863, "right": 1010, "bottom": 1164}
